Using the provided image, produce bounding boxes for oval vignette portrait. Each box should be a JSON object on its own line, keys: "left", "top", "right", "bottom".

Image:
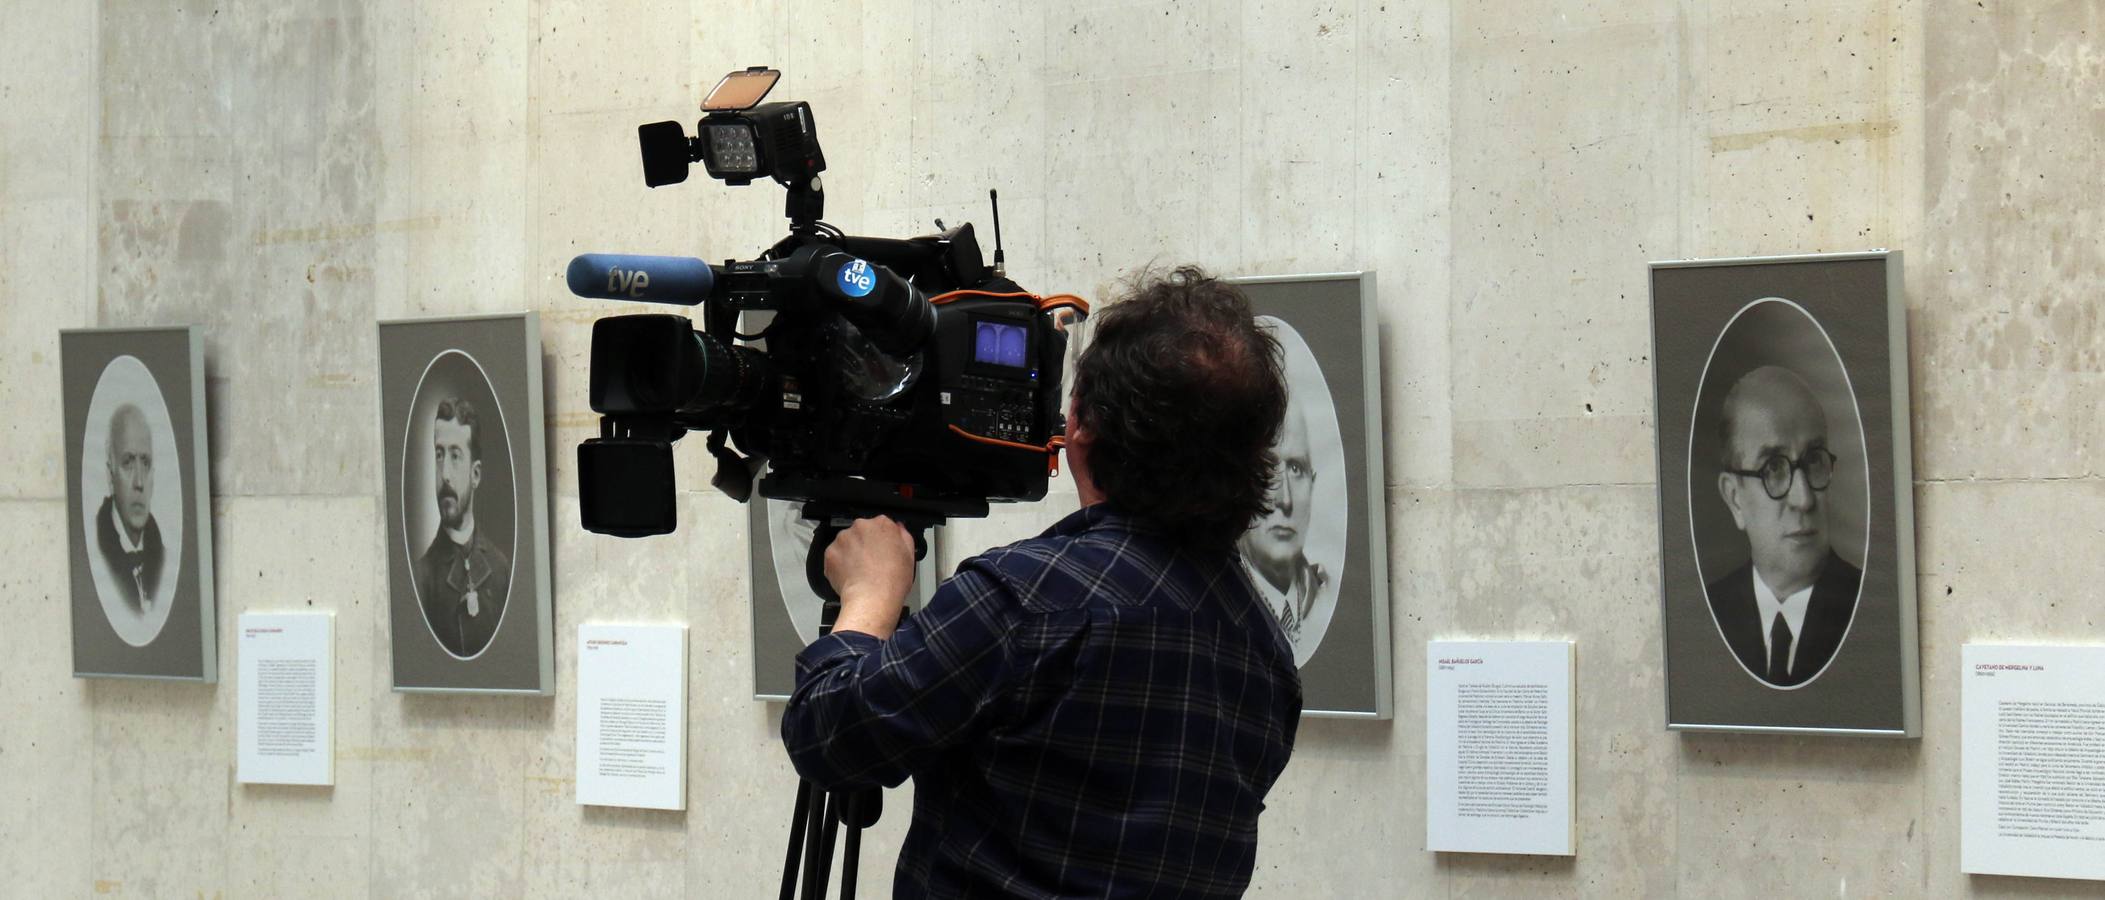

{"left": 1686, "top": 298, "right": 1872, "bottom": 691}
{"left": 78, "top": 354, "right": 185, "bottom": 647}
{"left": 401, "top": 349, "right": 519, "bottom": 661}
{"left": 768, "top": 494, "right": 826, "bottom": 642}
{"left": 1242, "top": 315, "right": 1349, "bottom": 668}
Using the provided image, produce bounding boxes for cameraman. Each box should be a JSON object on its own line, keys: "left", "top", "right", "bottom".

{"left": 783, "top": 266, "right": 1304, "bottom": 898}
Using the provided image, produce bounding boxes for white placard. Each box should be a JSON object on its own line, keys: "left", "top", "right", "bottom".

{"left": 577, "top": 624, "right": 687, "bottom": 811}
{"left": 1426, "top": 640, "right": 1574, "bottom": 856}
{"left": 1962, "top": 644, "right": 2105, "bottom": 881}
{"left": 237, "top": 613, "right": 333, "bottom": 786}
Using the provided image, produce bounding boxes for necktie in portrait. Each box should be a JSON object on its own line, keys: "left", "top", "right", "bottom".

{"left": 1768, "top": 614, "right": 1790, "bottom": 682}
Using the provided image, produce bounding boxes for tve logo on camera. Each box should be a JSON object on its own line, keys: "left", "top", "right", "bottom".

{"left": 605, "top": 267, "right": 649, "bottom": 298}
{"left": 836, "top": 259, "right": 876, "bottom": 298}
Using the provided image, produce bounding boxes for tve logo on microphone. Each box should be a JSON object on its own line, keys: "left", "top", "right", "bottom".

{"left": 836, "top": 259, "right": 876, "bottom": 298}
{"left": 606, "top": 267, "right": 651, "bottom": 298}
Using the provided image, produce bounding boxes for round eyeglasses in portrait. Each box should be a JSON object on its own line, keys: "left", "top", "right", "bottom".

{"left": 1686, "top": 298, "right": 1872, "bottom": 691}
{"left": 1724, "top": 447, "right": 1839, "bottom": 501}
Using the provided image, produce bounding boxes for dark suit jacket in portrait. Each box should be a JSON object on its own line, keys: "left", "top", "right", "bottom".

{"left": 1705, "top": 551, "right": 1862, "bottom": 688}
{"left": 415, "top": 526, "right": 512, "bottom": 658}
{"left": 94, "top": 494, "right": 166, "bottom": 616}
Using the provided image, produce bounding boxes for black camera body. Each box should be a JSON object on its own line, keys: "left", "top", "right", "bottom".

{"left": 571, "top": 70, "right": 1079, "bottom": 542}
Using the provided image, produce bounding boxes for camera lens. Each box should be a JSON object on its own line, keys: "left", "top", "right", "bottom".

{"left": 687, "top": 330, "right": 771, "bottom": 417}
{"left": 589, "top": 315, "right": 770, "bottom": 420}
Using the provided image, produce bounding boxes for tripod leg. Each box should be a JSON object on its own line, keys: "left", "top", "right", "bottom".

{"left": 811, "top": 791, "right": 842, "bottom": 900}
{"left": 802, "top": 791, "right": 836, "bottom": 900}
{"left": 835, "top": 788, "right": 880, "bottom": 900}
{"left": 780, "top": 779, "right": 813, "bottom": 900}
{"left": 841, "top": 823, "right": 862, "bottom": 900}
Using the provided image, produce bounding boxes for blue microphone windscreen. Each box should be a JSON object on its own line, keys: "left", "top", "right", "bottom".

{"left": 566, "top": 253, "right": 715, "bottom": 304}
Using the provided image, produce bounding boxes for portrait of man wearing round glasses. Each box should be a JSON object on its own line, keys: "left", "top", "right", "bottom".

{"left": 1704, "top": 365, "right": 1863, "bottom": 688}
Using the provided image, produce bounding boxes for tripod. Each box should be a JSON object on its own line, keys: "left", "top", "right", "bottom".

{"left": 775, "top": 486, "right": 974, "bottom": 900}
{"left": 779, "top": 543, "right": 883, "bottom": 900}
{"left": 778, "top": 672, "right": 883, "bottom": 900}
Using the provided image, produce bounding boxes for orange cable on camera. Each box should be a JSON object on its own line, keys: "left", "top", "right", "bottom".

{"left": 948, "top": 425, "right": 1069, "bottom": 478}
{"left": 926, "top": 289, "right": 1092, "bottom": 316}
{"left": 927, "top": 287, "right": 1087, "bottom": 478}
{"left": 1036, "top": 293, "right": 1090, "bottom": 313}
{"left": 928, "top": 290, "right": 1033, "bottom": 305}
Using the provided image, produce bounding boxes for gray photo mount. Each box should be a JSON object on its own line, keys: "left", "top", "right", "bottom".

{"left": 62, "top": 325, "right": 218, "bottom": 682}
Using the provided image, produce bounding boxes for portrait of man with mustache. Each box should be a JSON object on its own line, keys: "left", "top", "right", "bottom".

{"left": 413, "top": 396, "right": 511, "bottom": 657}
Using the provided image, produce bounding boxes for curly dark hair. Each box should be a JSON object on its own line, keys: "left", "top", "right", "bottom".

{"left": 434, "top": 397, "right": 482, "bottom": 463}
{"left": 1071, "top": 265, "right": 1287, "bottom": 550}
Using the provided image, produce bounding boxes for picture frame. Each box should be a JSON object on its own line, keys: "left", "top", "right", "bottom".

{"left": 1649, "top": 251, "right": 1918, "bottom": 736}
{"left": 377, "top": 313, "right": 555, "bottom": 694}
{"left": 62, "top": 326, "right": 218, "bottom": 681}
{"left": 1229, "top": 272, "right": 1392, "bottom": 719}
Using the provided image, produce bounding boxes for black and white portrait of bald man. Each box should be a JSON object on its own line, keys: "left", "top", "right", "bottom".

{"left": 94, "top": 403, "right": 166, "bottom": 616}
{"left": 67, "top": 335, "right": 210, "bottom": 673}
{"left": 1706, "top": 365, "right": 1862, "bottom": 688}
{"left": 1240, "top": 401, "right": 1326, "bottom": 648}
{"left": 1236, "top": 314, "right": 1349, "bottom": 669}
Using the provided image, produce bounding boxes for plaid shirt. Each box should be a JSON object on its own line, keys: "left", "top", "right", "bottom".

{"left": 784, "top": 504, "right": 1303, "bottom": 899}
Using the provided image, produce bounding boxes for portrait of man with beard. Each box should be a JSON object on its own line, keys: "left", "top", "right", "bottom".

{"left": 379, "top": 316, "right": 551, "bottom": 693}
{"left": 414, "top": 397, "right": 512, "bottom": 657}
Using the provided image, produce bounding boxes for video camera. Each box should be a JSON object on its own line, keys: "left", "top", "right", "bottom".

{"left": 566, "top": 67, "right": 1085, "bottom": 578}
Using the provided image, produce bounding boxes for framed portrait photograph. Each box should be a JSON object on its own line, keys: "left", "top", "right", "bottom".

{"left": 378, "top": 313, "right": 554, "bottom": 694}
{"left": 749, "top": 470, "right": 941, "bottom": 701}
{"left": 62, "top": 326, "right": 218, "bottom": 681}
{"left": 1230, "top": 272, "right": 1392, "bottom": 719}
{"left": 1650, "top": 251, "right": 1918, "bottom": 736}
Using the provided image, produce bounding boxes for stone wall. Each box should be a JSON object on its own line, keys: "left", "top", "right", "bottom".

{"left": 2, "top": 0, "right": 2100, "bottom": 895}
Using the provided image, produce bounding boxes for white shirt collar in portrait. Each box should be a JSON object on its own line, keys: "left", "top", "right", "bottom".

{"left": 443, "top": 507, "right": 478, "bottom": 548}
{"left": 1751, "top": 566, "right": 1813, "bottom": 677}
{"left": 1244, "top": 559, "right": 1297, "bottom": 637}
{"left": 110, "top": 501, "right": 145, "bottom": 555}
